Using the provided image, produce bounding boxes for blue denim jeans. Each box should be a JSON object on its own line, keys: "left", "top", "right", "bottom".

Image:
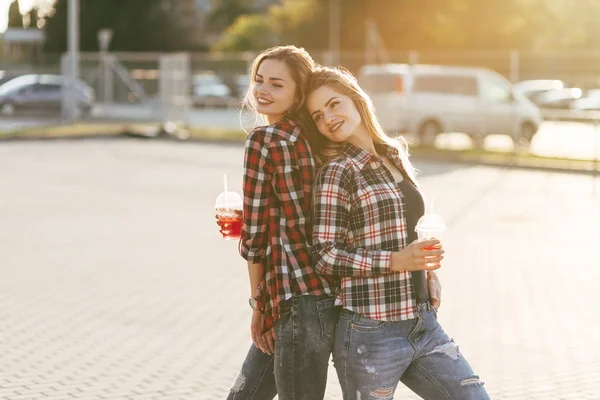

{"left": 274, "top": 294, "right": 338, "bottom": 400}
{"left": 227, "top": 294, "right": 338, "bottom": 400}
{"left": 226, "top": 344, "right": 276, "bottom": 400}
{"left": 333, "top": 303, "right": 490, "bottom": 400}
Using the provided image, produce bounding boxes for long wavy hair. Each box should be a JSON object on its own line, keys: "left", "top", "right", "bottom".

{"left": 304, "top": 66, "right": 417, "bottom": 181}
{"left": 240, "top": 45, "right": 316, "bottom": 135}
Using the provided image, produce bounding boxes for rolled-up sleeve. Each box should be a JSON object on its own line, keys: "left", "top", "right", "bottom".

{"left": 239, "top": 129, "right": 273, "bottom": 262}
{"left": 312, "top": 162, "right": 392, "bottom": 277}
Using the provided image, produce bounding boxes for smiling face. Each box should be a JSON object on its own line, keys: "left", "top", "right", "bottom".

{"left": 307, "top": 85, "right": 365, "bottom": 144}
{"left": 253, "top": 59, "right": 298, "bottom": 123}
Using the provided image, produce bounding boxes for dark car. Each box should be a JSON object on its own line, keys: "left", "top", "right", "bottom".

{"left": 0, "top": 74, "right": 95, "bottom": 116}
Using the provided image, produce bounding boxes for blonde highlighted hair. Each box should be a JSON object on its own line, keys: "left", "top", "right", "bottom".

{"left": 240, "top": 45, "right": 316, "bottom": 132}
{"left": 304, "top": 66, "right": 417, "bottom": 181}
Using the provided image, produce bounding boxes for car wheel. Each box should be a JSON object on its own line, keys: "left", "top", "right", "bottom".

{"left": 1, "top": 102, "right": 15, "bottom": 116}
{"left": 469, "top": 134, "right": 486, "bottom": 149}
{"left": 418, "top": 120, "right": 442, "bottom": 147}
{"left": 79, "top": 104, "right": 93, "bottom": 119}
{"left": 520, "top": 122, "right": 537, "bottom": 144}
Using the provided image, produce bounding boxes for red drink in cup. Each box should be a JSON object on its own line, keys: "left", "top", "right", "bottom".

{"left": 215, "top": 175, "right": 243, "bottom": 240}
{"left": 216, "top": 208, "right": 243, "bottom": 240}
{"left": 415, "top": 213, "right": 447, "bottom": 258}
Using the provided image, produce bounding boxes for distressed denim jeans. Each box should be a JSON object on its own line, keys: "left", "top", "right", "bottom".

{"left": 226, "top": 344, "right": 276, "bottom": 400}
{"left": 274, "top": 294, "right": 338, "bottom": 400}
{"left": 227, "top": 295, "right": 338, "bottom": 400}
{"left": 333, "top": 303, "right": 490, "bottom": 400}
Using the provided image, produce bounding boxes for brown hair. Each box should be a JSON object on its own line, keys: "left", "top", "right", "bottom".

{"left": 240, "top": 45, "right": 316, "bottom": 131}
{"left": 304, "top": 66, "right": 417, "bottom": 180}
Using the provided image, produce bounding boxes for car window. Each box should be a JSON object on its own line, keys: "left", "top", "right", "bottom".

{"left": 479, "top": 78, "right": 511, "bottom": 103}
{"left": 35, "top": 83, "right": 62, "bottom": 93}
{"left": 0, "top": 75, "right": 37, "bottom": 96}
{"left": 413, "top": 74, "right": 478, "bottom": 96}
{"left": 360, "top": 73, "right": 403, "bottom": 93}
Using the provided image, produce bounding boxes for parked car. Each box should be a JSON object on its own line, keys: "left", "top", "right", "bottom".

{"left": 572, "top": 89, "right": 600, "bottom": 111}
{"left": 534, "top": 88, "right": 583, "bottom": 110}
{"left": 0, "top": 74, "right": 95, "bottom": 116}
{"left": 514, "top": 79, "right": 566, "bottom": 105}
{"left": 235, "top": 73, "right": 251, "bottom": 100}
{"left": 192, "top": 73, "right": 233, "bottom": 108}
{"left": 358, "top": 64, "right": 542, "bottom": 146}
{"left": 0, "top": 72, "right": 19, "bottom": 86}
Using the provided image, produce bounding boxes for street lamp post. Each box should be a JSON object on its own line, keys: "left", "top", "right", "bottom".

{"left": 98, "top": 29, "right": 114, "bottom": 104}
{"left": 63, "top": 0, "right": 79, "bottom": 121}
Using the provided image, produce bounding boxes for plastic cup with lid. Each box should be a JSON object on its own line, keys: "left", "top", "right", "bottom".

{"left": 415, "top": 213, "right": 447, "bottom": 242}
{"left": 215, "top": 175, "right": 243, "bottom": 240}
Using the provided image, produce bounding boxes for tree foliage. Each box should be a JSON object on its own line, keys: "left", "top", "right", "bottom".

{"left": 212, "top": 14, "right": 278, "bottom": 51}
{"left": 27, "top": 7, "right": 40, "bottom": 29}
{"left": 41, "top": 0, "right": 600, "bottom": 54}
{"left": 207, "top": 0, "right": 252, "bottom": 32}
{"left": 43, "top": 0, "right": 196, "bottom": 52}
{"left": 213, "top": 0, "right": 326, "bottom": 51}
{"left": 8, "top": 0, "right": 24, "bottom": 28}
{"left": 214, "top": 0, "right": 600, "bottom": 52}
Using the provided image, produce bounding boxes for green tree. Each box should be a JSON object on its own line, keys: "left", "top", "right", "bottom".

{"left": 213, "top": 14, "right": 277, "bottom": 51}
{"left": 27, "top": 6, "right": 40, "bottom": 29}
{"left": 44, "top": 0, "right": 195, "bottom": 52}
{"left": 8, "top": 0, "right": 24, "bottom": 28}
{"left": 213, "top": 0, "right": 324, "bottom": 51}
{"left": 207, "top": 0, "right": 252, "bottom": 32}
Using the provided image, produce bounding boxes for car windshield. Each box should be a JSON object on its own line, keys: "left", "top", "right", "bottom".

{"left": 0, "top": 75, "right": 36, "bottom": 96}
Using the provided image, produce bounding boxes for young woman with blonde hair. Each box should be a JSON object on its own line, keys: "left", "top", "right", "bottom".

{"left": 306, "top": 66, "right": 490, "bottom": 400}
{"left": 226, "top": 46, "right": 337, "bottom": 400}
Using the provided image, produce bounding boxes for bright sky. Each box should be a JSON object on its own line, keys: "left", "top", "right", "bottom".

{"left": 0, "top": 0, "right": 53, "bottom": 32}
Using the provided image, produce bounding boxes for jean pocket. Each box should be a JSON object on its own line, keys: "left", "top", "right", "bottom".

{"left": 351, "top": 315, "right": 386, "bottom": 332}
{"left": 316, "top": 297, "right": 338, "bottom": 344}
{"left": 279, "top": 297, "right": 295, "bottom": 320}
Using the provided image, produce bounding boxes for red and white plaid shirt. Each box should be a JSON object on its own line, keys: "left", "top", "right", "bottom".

{"left": 312, "top": 142, "right": 420, "bottom": 321}
{"left": 239, "top": 117, "right": 333, "bottom": 332}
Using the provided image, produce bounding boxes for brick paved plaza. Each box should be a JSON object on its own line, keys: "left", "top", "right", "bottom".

{"left": 1, "top": 139, "right": 599, "bottom": 399}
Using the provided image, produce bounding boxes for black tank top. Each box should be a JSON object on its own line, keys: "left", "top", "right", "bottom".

{"left": 396, "top": 176, "right": 429, "bottom": 303}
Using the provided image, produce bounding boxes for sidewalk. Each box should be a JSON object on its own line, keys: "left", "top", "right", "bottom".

{"left": 0, "top": 139, "right": 598, "bottom": 399}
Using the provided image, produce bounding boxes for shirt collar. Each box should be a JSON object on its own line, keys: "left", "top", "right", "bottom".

{"left": 340, "top": 141, "right": 401, "bottom": 170}
{"left": 277, "top": 116, "right": 301, "bottom": 141}
{"left": 340, "top": 143, "right": 373, "bottom": 170}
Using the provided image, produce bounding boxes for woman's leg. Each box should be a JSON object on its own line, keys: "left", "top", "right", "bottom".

{"left": 226, "top": 344, "right": 277, "bottom": 400}
{"left": 274, "top": 295, "right": 338, "bottom": 400}
{"left": 332, "top": 309, "right": 415, "bottom": 400}
{"left": 401, "top": 304, "right": 490, "bottom": 400}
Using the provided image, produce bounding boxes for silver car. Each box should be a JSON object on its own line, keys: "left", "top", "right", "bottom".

{"left": 0, "top": 74, "right": 95, "bottom": 116}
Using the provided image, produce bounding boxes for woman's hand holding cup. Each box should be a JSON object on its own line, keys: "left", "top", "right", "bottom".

{"left": 391, "top": 239, "right": 445, "bottom": 272}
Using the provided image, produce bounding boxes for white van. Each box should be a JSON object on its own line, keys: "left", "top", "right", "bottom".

{"left": 358, "top": 64, "right": 542, "bottom": 146}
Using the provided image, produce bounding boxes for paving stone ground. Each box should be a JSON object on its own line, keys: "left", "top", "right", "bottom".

{"left": 1, "top": 139, "right": 599, "bottom": 400}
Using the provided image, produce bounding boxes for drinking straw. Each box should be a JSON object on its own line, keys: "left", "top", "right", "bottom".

{"left": 223, "top": 174, "right": 228, "bottom": 205}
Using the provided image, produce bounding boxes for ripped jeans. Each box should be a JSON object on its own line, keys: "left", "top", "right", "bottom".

{"left": 333, "top": 303, "right": 490, "bottom": 400}
{"left": 226, "top": 344, "right": 276, "bottom": 400}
